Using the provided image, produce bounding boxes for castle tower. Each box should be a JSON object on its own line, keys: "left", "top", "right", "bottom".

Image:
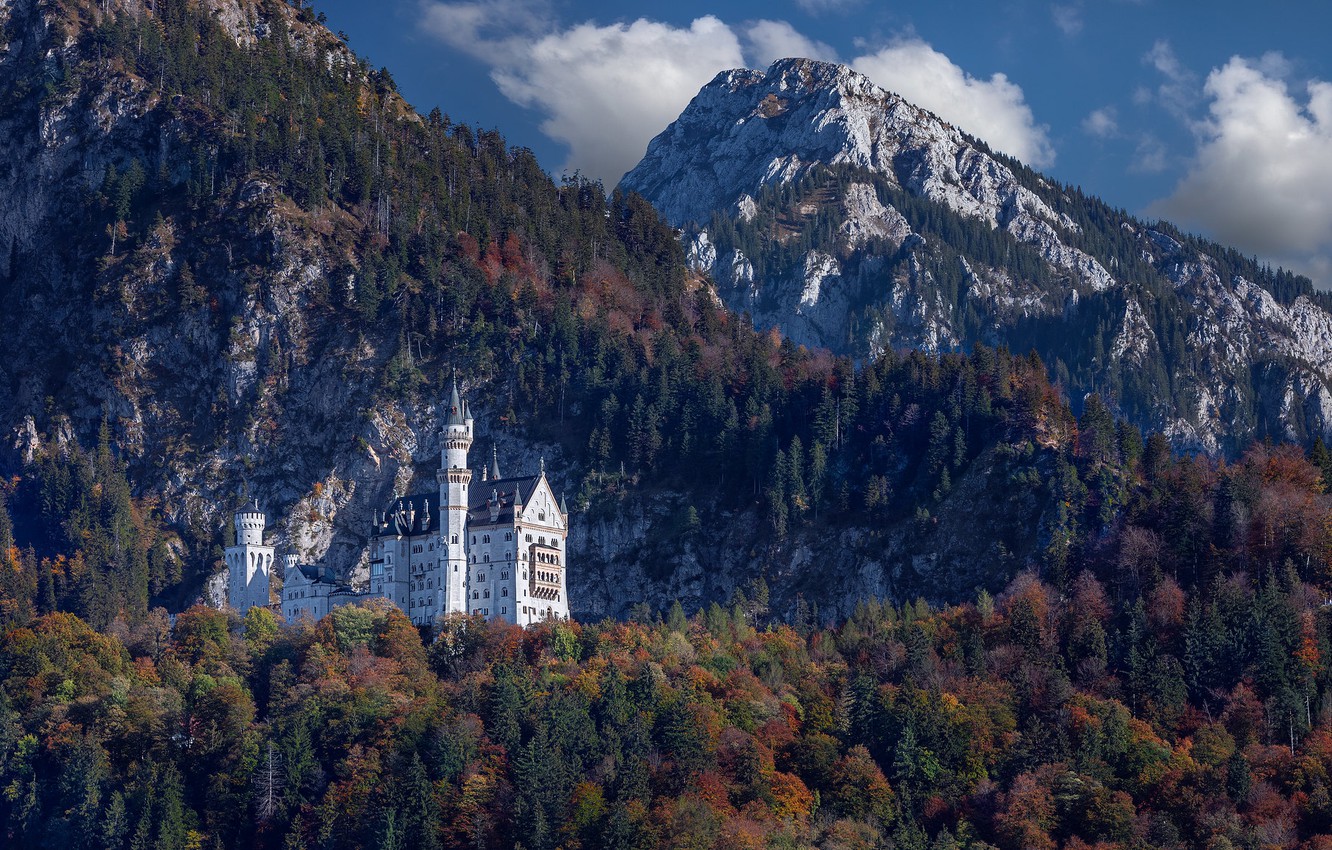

{"left": 437, "top": 378, "right": 473, "bottom": 615}
{"left": 227, "top": 501, "right": 274, "bottom": 615}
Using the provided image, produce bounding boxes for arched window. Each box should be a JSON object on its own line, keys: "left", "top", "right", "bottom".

{"left": 505, "top": 532, "right": 512, "bottom": 541}
{"left": 501, "top": 587, "right": 508, "bottom": 597}
{"left": 452, "top": 535, "right": 458, "bottom": 544}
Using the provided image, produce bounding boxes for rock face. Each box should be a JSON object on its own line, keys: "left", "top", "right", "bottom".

{"left": 622, "top": 58, "right": 1332, "bottom": 453}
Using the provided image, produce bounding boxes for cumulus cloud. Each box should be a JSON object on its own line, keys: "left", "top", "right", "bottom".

{"left": 1151, "top": 55, "right": 1332, "bottom": 285}
{"left": 852, "top": 39, "right": 1055, "bottom": 167}
{"left": 417, "top": 6, "right": 1052, "bottom": 186}
{"left": 420, "top": 2, "right": 743, "bottom": 186}
{"left": 744, "top": 19, "right": 839, "bottom": 68}
{"left": 1082, "top": 107, "right": 1117, "bottom": 137}
{"left": 492, "top": 17, "right": 744, "bottom": 185}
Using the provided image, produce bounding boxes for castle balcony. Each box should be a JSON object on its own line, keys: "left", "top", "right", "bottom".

{"left": 528, "top": 543, "right": 562, "bottom": 601}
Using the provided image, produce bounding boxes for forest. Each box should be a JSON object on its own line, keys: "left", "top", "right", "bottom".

{"left": 3, "top": 2, "right": 1332, "bottom": 846}
{"left": 5, "top": 486, "right": 1332, "bottom": 850}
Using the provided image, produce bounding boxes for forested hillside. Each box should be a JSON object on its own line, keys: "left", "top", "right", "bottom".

{"left": 0, "top": 0, "right": 1247, "bottom": 620}
{"left": 5, "top": 536, "right": 1332, "bottom": 849}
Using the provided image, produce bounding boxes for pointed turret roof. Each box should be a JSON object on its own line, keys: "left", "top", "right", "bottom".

{"left": 445, "top": 377, "right": 465, "bottom": 427}
{"left": 490, "top": 444, "right": 501, "bottom": 480}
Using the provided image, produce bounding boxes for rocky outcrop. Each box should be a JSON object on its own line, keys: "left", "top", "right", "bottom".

{"left": 621, "top": 58, "right": 1332, "bottom": 453}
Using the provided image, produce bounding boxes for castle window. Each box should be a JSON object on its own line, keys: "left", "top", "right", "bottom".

{"left": 484, "top": 589, "right": 490, "bottom": 598}
{"left": 483, "top": 534, "right": 490, "bottom": 543}
{"left": 539, "top": 512, "right": 545, "bottom": 521}
{"left": 472, "top": 591, "right": 479, "bottom": 599}
{"left": 478, "top": 573, "right": 485, "bottom": 582}
{"left": 523, "top": 570, "right": 527, "bottom": 580}
{"left": 427, "top": 579, "right": 433, "bottom": 588}
{"left": 454, "top": 565, "right": 458, "bottom": 572}
{"left": 526, "top": 535, "right": 532, "bottom": 542}
{"left": 501, "top": 571, "right": 508, "bottom": 580}
{"left": 505, "top": 532, "right": 512, "bottom": 541}
{"left": 471, "top": 535, "right": 476, "bottom": 544}
{"left": 501, "top": 588, "right": 508, "bottom": 597}
{"left": 484, "top": 554, "right": 490, "bottom": 563}
{"left": 502, "top": 606, "right": 507, "bottom": 614}
{"left": 452, "top": 535, "right": 458, "bottom": 544}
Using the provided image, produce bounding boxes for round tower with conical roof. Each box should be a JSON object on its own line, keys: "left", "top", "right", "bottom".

{"left": 227, "top": 501, "right": 274, "bottom": 615}
{"left": 437, "top": 377, "right": 473, "bottom": 615}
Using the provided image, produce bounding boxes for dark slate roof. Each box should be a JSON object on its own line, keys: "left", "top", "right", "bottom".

{"left": 468, "top": 474, "right": 541, "bottom": 527}
{"left": 372, "top": 492, "right": 441, "bottom": 538}
{"left": 445, "top": 380, "right": 466, "bottom": 427}
{"left": 293, "top": 563, "right": 350, "bottom": 589}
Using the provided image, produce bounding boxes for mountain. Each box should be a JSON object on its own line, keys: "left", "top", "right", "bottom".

{"left": 621, "top": 58, "right": 1332, "bottom": 455}
{"left": 0, "top": 0, "right": 1104, "bottom": 624}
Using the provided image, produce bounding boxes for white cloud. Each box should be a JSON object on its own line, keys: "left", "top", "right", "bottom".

{"left": 1151, "top": 55, "right": 1332, "bottom": 285}
{"left": 420, "top": 2, "right": 744, "bottom": 186}
{"left": 852, "top": 39, "right": 1055, "bottom": 167}
{"left": 490, "top": 16, "right": 744, "bottom": 186}
{"left": 744, "top": 19, "right": 839, "bottom": 68}
{"left": 1082, "top": 107, "right": 1117, "bottom": 137}
{"left": 1051, "top": 3, "right": 1083, "bottom": 37}
{"left": 417, "top": 7, "right": 1053, "bottom": 188}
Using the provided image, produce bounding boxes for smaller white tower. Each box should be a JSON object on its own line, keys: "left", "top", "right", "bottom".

{"left": 227, "top": 501, "right": 274, "bottom": 615}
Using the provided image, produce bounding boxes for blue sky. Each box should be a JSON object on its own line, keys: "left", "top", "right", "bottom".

{"left": 313, "top": 0, "right": 1332, "bottom": 285}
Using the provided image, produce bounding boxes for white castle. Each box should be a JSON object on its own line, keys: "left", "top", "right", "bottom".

{"left": 225, "top": 380, "right": 571, "bottom": 627}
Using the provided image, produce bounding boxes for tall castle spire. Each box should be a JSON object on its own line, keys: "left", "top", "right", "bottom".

{"left": 438, "top": 374, "right": 474, "bottom": 617}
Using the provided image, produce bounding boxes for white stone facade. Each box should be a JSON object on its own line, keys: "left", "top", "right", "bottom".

{"left": 236, "top": 381, "right": 572, "bottom": 627}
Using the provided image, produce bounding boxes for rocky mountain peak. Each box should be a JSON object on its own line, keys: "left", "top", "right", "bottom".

{"left": 621, "top": 57, "right": 1332, "bottom": 455}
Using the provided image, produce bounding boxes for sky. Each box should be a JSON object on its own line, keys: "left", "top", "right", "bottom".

{"left": 311, "top": 0, "right": 1332, "bottom": 286}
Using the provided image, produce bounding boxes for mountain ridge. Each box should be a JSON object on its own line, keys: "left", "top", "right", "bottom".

{"left": 621, "top": 57, "right": 1332, "bottom": 455}
{"left": 0, "top": 0, "right": 1096, "bottom": 623}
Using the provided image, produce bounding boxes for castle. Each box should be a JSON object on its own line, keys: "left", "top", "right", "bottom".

{"left": 225, "top": 381, "right": 571, "bottom": 627}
